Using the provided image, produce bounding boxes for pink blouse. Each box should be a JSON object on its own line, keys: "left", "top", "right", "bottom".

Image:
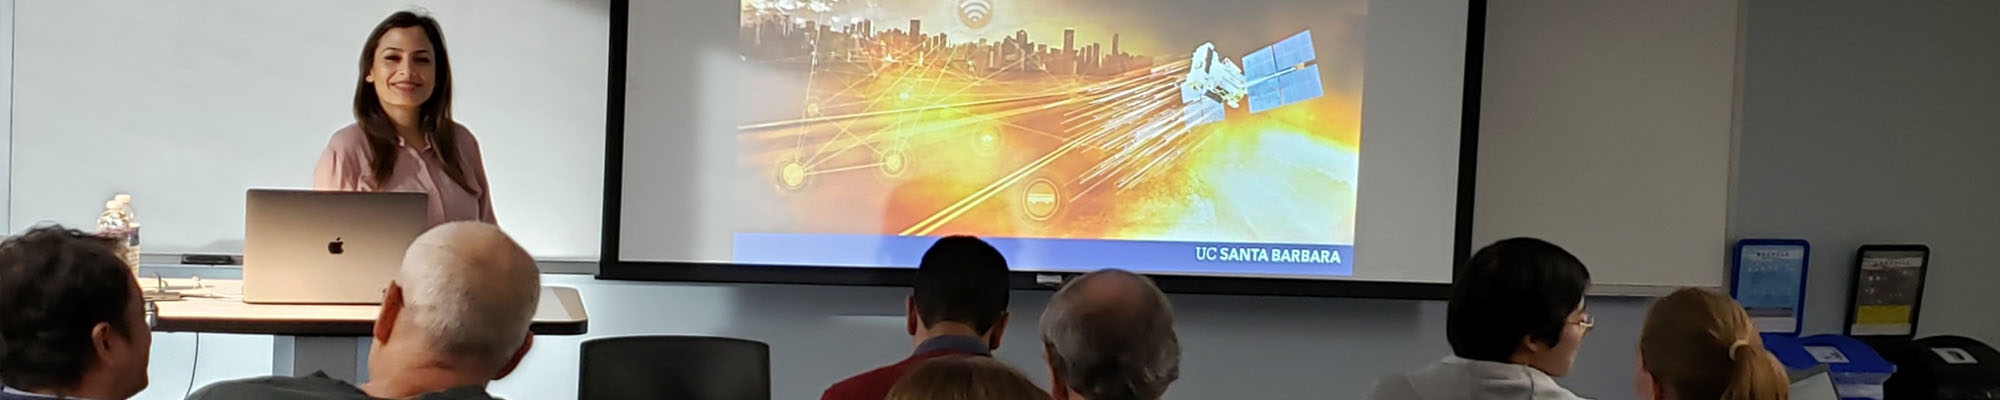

{"left": 313, "top": 123, "right": 497, "bottom": 226}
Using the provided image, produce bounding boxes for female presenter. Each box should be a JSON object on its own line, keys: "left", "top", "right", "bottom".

{"left": 315, "top": 11, "right": 495, "bottom": 226}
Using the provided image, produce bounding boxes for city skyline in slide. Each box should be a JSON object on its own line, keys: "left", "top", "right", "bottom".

{"left": 727, "top": 0, "right": 1366, "bottom": 275}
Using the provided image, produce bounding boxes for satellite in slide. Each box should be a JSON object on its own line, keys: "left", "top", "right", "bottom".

{"left": 1179, "top": 30, "right": 1324, "bottom": 126}
{"left": 1179, "top": 43, "right": 1245, "bottom": 126}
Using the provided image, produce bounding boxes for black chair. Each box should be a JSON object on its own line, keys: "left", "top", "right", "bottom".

{"left": 579, "top": 335, "right": 772, "bottom": 400}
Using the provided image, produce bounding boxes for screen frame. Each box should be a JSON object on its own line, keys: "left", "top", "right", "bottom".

{"left": 596, "top": 0, "right": 1483, "bottom": 300}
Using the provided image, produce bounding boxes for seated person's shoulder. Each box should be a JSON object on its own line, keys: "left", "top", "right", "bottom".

{"left": 1364, "top": 373, "right": 1420, "bottom": 400}
{"left": 822, "top": 362, "right": 910, "bottom": 400}
{"left": 189, "top": 373, "right": 370, "bottom": 400}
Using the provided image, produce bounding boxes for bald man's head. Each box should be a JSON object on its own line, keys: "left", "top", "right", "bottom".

{"left": 390, "top": 222, "right": 540, "bottom": 369}
{"left": 1039, "top": 269, "right": 1179, "bottom": 400}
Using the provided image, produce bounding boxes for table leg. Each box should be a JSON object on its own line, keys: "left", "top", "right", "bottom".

{"left": 272, "top": 336, "right": 372, "bottom": 382}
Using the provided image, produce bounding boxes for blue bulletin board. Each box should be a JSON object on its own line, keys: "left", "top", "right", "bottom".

{"left": 1732, "top": 239, "right": 1810, "bottom": 335}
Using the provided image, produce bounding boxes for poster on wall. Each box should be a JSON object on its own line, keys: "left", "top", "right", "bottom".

{"left": 1732, "top": 239, "right": 1809, "bottom": 334}
{"left": 1846, "top": 245, "right": 1930, "bottom": 337}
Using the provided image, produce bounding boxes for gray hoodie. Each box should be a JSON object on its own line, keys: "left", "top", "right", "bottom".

{"left": 1365, "top": 356, "right": 1592, "bottom": 400}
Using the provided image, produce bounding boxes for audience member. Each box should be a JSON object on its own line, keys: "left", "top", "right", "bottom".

{"left": 1368, "top": 237, "right": 1595, "bottom": 400}
{"left": 885, "top": 356, "right": 1051, "bottom": 400}
{"left": 824, "top": 236, "right": 1014, "bottom": 400}
{"left": 0, "top": 226, "right": 153, "bottom": 400}
{"left": 1039, "top": 269, "right": 1179, "bottom": 400}
{"left": 1636, "top": 288, "right": 1788, "bottom": 400}
{"left": 189, "top": 222, "right": 540, "bottom": 400}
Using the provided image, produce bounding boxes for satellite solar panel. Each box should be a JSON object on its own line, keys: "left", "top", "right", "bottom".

{"left": 1243, "top": 47, "right": 1278, "bottom": 82}
{"left": 1244, "top": 30, "right": 1324, "bottom": 113}
{"left": 1248, "top": 80, "right": 1283, "bottom": 113}
{"left": 1274, "top": 30, "right": 1316, "bottom": 68}
{"left": 1280, "top": 64, "right": 1324, "bottom": 106}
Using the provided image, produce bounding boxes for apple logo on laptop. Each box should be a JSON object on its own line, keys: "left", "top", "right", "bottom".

{"left": 328, "top": 237, "right": 345, "bottom": 255}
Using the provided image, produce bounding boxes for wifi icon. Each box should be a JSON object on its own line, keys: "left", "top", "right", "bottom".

{"left": 958, "top": 0, "right": 993, "bottom": 29}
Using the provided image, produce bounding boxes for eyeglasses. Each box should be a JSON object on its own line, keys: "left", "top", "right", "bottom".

{"left": 1572, "top": 313, "right": 1596, "bottom": 331}
{"left": 144, "top": 300, "right": 159, "bottom": 330}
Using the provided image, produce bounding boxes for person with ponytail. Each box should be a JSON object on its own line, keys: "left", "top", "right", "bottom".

{"left": 1636, "top": 288, "right": 1790, "bottom": 400}
{"left": 315, "top": 10, "right": 497, "bottom": 227}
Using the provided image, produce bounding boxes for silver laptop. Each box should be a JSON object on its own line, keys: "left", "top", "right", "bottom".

{"left": 244, "top": 189, "right": 428, "bottom": 304}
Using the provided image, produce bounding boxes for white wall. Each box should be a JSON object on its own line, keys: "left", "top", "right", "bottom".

{"left": 1733, "top": 0, "right": 2000, "bottom": 343}
{"left": 1473, "top": 0, "right": 1742, "bottom": 291}
{"left": 7, "top": 0, "right": 605, "bottom": 257}
{"left": 138, "top": 332, "right": 274, "bottom": 400}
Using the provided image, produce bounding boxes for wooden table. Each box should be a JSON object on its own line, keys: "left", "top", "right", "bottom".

{"left": 143, "top": 278, "right": 588, "bottom": 382}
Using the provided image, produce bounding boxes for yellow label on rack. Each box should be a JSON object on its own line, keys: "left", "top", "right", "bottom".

{"left": 1855, "top": 305, "right": 1913, "bottom": 324}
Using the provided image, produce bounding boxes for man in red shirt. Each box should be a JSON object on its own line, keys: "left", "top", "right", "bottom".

{"left": 822, "top": 236, "right": 1014, "bottom": 400}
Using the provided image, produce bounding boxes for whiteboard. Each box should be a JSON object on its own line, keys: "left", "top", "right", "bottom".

{"left": 9, "top": 0, "right": 608, "bottom": 258}
{"left": 1473, "top": 0, "right": 1741, "bottom": 291}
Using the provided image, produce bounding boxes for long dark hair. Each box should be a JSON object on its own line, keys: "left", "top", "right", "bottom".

{"left": 353, "top": 11, "right": 476, "bottom": 193}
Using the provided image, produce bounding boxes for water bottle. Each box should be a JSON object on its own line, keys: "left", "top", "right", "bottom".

{"left": 114, "top": 195, "right": 141, "bottom": 270}
{"left": 113, "top": 194, "right": 135, "bottom": 222}
{"left": 95, "top": 201, "right": 131, "bottom": 266}
{"left": 95, "top": 197, "right": 140, "bottom": 273}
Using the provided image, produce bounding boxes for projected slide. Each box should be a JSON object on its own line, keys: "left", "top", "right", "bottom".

{"left": 732, "top": 0, "right": 1363, "bottom": 276}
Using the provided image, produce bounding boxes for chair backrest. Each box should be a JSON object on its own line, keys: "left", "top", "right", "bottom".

{"left": 579, "top": 335, "right": 772, "bottom": 400}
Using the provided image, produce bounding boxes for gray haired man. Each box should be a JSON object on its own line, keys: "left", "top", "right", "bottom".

{"left": 1040, "top": 269, "right": 1180, "bottom": 400}
{"left": 191, "top": 222, "right": 541, "bottom": 400}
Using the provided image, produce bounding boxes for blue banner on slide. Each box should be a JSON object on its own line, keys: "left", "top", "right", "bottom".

{"left": 732, "top": 233, "right": 1354, "bottom": 278}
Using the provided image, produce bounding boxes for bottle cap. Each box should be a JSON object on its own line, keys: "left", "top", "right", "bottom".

{"left": 106, "top": 200, "right": 122, "bottom": 209}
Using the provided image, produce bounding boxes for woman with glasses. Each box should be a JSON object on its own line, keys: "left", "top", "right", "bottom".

{"left": 1368, "top": 238, "right": 1596, "bottom": 400}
